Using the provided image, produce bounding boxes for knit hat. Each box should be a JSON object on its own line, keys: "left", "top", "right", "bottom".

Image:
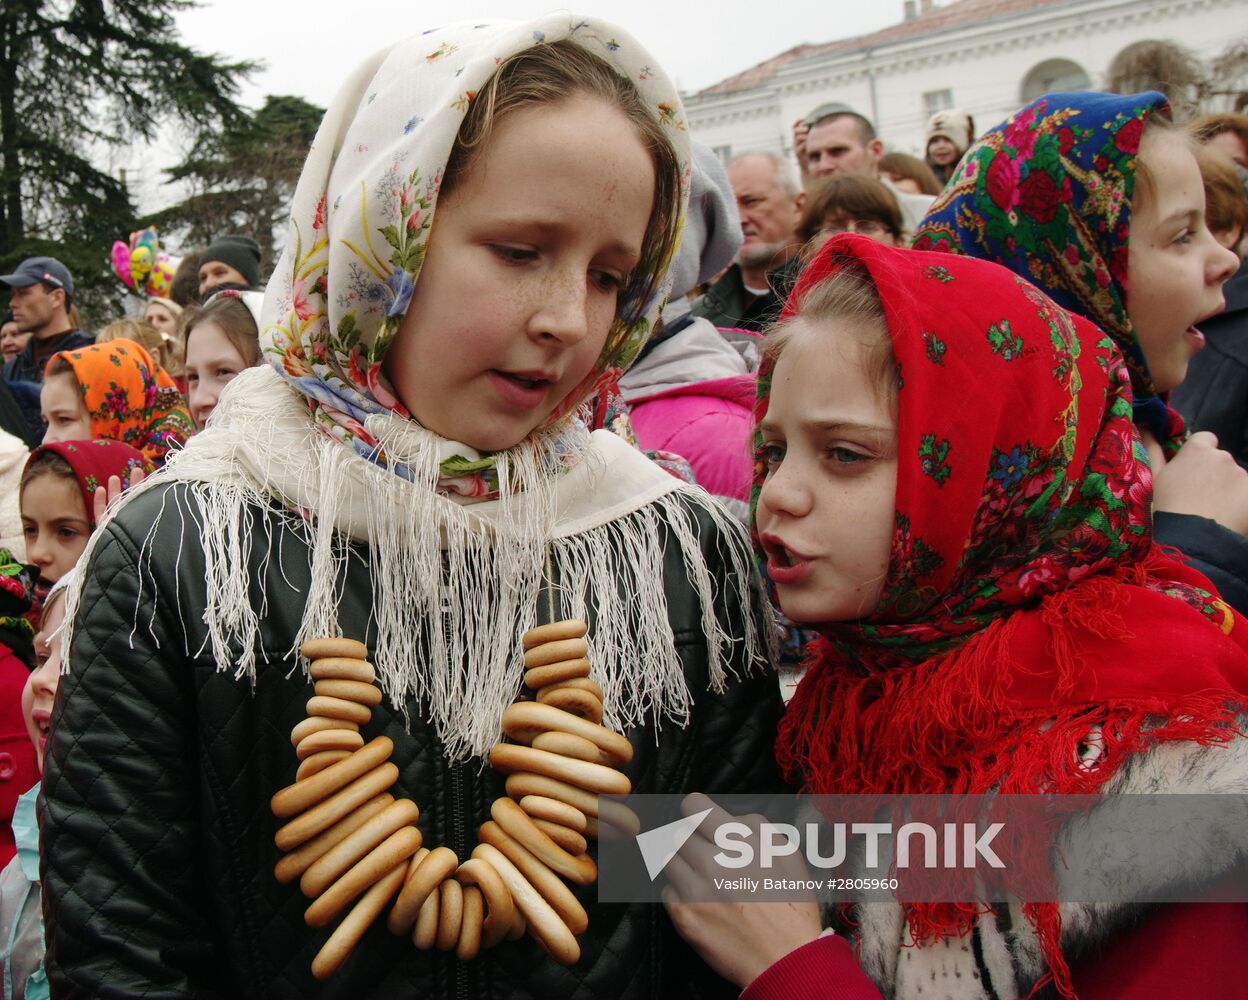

{"left": 200, "top": 235, "right": 262, "bottom": 289}
{"left": 667, "top": 142, "right": 742, "bottom": 301}
{"left": 926, "top": 108, "right": 972, "bottom": 152}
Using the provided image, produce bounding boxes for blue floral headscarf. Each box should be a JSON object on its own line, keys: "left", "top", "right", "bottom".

{"left": 911, "top": 91, "right": 1184, "bottom": 446}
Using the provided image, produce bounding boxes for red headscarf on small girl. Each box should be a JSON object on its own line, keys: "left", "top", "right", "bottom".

{"left": 24, "top": 441, "right": 153, "bottom": 531}
{"left": 752, "top": 235, "right": 1248, "bottom": 995}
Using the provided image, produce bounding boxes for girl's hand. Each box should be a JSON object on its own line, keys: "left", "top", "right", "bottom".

{"left": 661, "top": 794, "right": 824, "bottom": 989}
{"left": 1148, "top": 431, "right": 1248, "bottom": 535}
{"left": 92, "top": 467, "right": 145, "bottom": 525}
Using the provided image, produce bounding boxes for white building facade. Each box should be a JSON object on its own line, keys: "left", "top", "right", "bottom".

{"left": 685, "top": 0, "right": 1248, "bottom": 162}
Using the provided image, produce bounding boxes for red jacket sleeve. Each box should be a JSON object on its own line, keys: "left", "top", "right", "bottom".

{"left": 741, "top": 934, "right": 883, "bottom": 1000}
{"left": 0, "top": 647, "right": 38, "bottom": 868}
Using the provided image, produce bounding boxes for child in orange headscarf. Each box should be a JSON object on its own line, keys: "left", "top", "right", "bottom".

{"left": 38, "top": 338, "right": 192, "bottom": 465}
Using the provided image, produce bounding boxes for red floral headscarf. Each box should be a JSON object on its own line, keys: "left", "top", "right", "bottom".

{"left": 25, "top": 440, "right": 153, "bottom": 530}
{"left": 49, "top": 338, "right": 192, "bottom": 466}
{"left": 757, "top": 236, "right": 1248, "bottom": 995}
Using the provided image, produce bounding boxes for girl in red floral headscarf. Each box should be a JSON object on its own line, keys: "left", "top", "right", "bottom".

{"left": 20, "top": 439, "right": 152, "bottom": 610}
{"left": 39, "top": 338, "right": 191, "bottom": 466}
{"left": 664, "top": 236, "right": 1248, "bottom": 1000}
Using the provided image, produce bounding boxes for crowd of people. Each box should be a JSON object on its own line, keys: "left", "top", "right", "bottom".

{"left": 0, "top": 11, "right": 1247, "bottom": 999}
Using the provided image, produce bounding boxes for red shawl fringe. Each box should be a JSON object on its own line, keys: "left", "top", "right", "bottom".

{"left": 780, "top": 569, "right": 1245, "bottom": 999}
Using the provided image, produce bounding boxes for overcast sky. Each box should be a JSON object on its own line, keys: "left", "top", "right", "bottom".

{"left": 131, "top": 2, "right": 901, "bottom": 216}
{"left": 175, "top": 2, "right": 900, "bottom": 108}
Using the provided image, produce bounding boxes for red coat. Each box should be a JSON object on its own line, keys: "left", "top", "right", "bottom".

{"left": 740, "top": 905, "right": 1248, "bottom": 1000}
{"left": 0, "top": 647, "right": 38, "bottom": 867}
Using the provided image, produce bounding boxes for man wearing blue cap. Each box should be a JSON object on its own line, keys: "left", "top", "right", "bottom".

{"left": 0, "top": 257, "right": 93, "bottom": 384}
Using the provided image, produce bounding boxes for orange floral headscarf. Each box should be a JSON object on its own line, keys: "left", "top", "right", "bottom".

{"left": 49, "top": 338, "right": 192, "bottom": 465}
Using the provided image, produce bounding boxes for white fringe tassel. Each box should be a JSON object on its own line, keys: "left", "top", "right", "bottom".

{"left": 64, "top": 367, "right": 770, "bottom": 763}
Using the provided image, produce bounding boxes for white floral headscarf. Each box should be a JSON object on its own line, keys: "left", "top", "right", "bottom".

{"left": 62, "top": 19, "right": 770, "bottom": 763}
{"left": 260, "top": 16, "right": 691, "bottom": 495}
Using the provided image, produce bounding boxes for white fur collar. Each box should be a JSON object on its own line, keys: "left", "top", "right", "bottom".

{"left": 851, "top": 726, "right": 1248, "bottom": 999}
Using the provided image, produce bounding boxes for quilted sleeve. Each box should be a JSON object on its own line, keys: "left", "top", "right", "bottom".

{"left": 39, "top": 501, "right": 225, "bottom": 998}
{"left": 1154, "top": 512, "right": 1248, "bottom": 616}
{"left": 678, "top": 497, "right": 786, "bottom": 798}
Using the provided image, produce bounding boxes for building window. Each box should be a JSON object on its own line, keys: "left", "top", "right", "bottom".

{"left": 1020, "top": 59, "right": 1091, "bottom": 103}
{"left": 923, "top": 89, "right": 953, "bottom": 118}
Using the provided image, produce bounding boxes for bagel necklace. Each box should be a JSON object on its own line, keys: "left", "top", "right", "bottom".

{"left": 269, "top": 618, "right": 637, "bottom": 980}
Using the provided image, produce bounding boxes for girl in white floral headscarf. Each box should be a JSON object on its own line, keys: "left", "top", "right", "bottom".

{"left": 44, "top": 15, "right": 781, "bottom": 997}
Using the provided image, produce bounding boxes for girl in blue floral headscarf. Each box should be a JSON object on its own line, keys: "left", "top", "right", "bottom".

{"left": 43, "top": 17, "right": 780, "bottom": 997}
{"left": 914, "top": 91, "right": 1236, "bottom": 446}
{"left": 913, "top": 91, "right": 1248, "bottom": 610}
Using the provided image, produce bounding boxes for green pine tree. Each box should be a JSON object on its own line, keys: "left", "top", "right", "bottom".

{"left": 153, "top": 94, "right": 325, "bottom": 271}
{"left": 0, "top": 0, "right": 255, "bottom": 325}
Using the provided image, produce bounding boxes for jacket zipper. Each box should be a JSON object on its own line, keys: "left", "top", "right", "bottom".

{"left": 440, "top": 571, "right": 472, "bottom": 1000}
{"left": 450, "top": 761, "right": 470, "bottom": 1000}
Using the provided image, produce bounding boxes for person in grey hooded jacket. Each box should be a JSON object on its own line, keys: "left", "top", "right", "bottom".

{"left": 621, "top": 142, "right": 759, "bottom": 520}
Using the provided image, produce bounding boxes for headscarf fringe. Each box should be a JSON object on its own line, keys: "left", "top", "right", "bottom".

{"left": 781, "top": 605, "right": 1244, "bottom": 998}
{"left": 64, "top": 367, "right": 766, "bottom": 762}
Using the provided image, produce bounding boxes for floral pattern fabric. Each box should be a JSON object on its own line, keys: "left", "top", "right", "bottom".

{"left": 51, "top": 339, "right": 191, "bottom": 466}
{"left": 0, "top": 550, "right": 34, "bottom": 651}
{"left": 259, "top": 16, "right": 691, "bottom": 497}
{"left": 910, "top": 91, "right": 1188, "bottom": 448}
{"left": 756, "top": 236, "right": 1248, "bottom": 992}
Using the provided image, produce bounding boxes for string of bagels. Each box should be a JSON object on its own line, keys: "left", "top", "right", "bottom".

{"left": 269, "top": 620, "right": 638, "bottom": 979}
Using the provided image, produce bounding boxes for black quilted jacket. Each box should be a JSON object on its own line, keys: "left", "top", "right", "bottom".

{"left": 39, "top": 482, "right": 785, "bottom": 999}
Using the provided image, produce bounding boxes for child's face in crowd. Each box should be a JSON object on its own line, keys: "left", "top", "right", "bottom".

{"left": 198, "top": 261, "right": 248, "bottom": 296}
{"left": 143, "top": 302, "right": 178, "bottom": 337}
{"left": 756, "top": 321, "right": 898, "bottom": 623}
{"left": 22, "top": 474, "right": 90, "bottom": 594}
{"left": 1127, "top": 129, "right": 1239, "bottom": 392}
{"left": 24, "top": 596, "right": 65, "bottom": 771}
{"left": 883, "top": 173, "right": 922, "bottom": 195}
{"left": 40, "top": 372, "right": 91, "bottom": 443}
{"left": 383, "top": 94, "right": 656, "bottom": 453}
{"left": 927, "top": 136, "right": 959, "bottom": 166}
{"left": 0, "top": 320, "right": 29, "bottom": 361}
{"left": 185, "top": 321, "right": 249, "bottom": 429}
